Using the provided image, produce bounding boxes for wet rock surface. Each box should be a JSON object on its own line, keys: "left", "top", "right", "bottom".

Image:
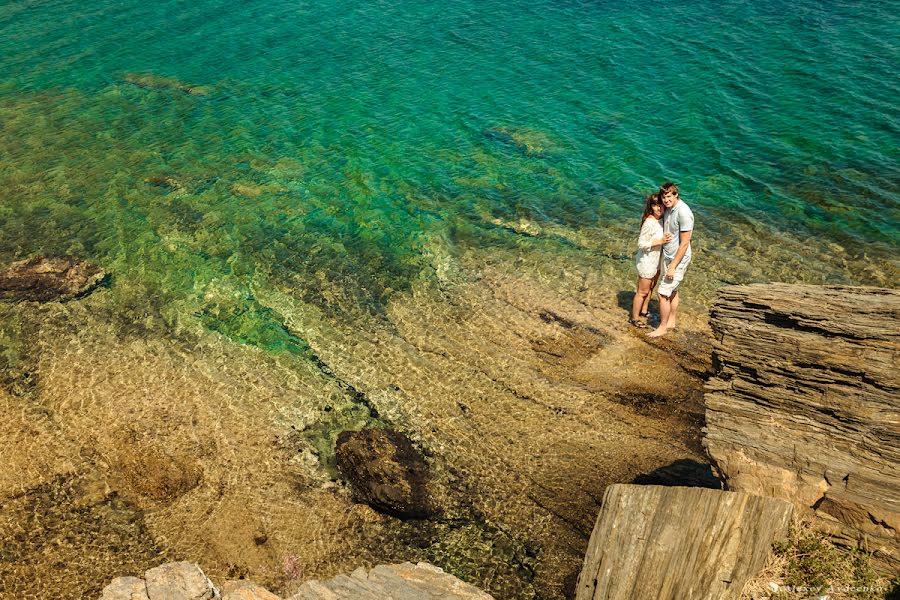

{"left": 0, "top": 255, "right": 105, "bottom": 302}
{"left": 335, "top": 428, "right": 433, "bottom": 520}
{"left": 704, "top": 283, "right": 900, "bottom": 569}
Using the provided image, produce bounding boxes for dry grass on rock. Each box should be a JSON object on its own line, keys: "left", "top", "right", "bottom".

{"left": 742, "top": 521, "right": 899, "bottom": 600}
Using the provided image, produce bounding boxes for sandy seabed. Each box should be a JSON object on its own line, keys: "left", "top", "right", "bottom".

{"left": 1, "top": 244, "right": 712, "bottom": 600}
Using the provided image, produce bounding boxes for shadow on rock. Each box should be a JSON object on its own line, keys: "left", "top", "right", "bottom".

{"left": 632, "top": 458, "right": 722, "bottom": 489}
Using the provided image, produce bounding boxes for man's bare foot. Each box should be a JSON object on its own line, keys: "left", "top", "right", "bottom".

{"left": 647, "top": 327, "right": 668, "bottom": 338}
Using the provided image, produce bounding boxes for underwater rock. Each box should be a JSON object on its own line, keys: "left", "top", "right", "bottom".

{"left": 112, "top": 440, "right": 203, "bottom": 505}
{"left": 0, "top": 255, "right": 105, "bottom": 302}
{"left": 230, "top": 182, "right": 264, "bottom": 198}
{"left": 101, "top": 562, "right": 493, "bottom": 600}
{"left": 144, "top": 562, "right": 218, "bottom": 600}
{"left": 335, "top": 428, "right": 432, "bottom": 520}
{"left": 144, "top": 175, "right": 186, "bottom": 194}
{"left": 122, "top": 73, "right": 212, "bottom": 96}
{"left": 631, "top": 458, "right": 722, "bottom": 489}
{"left": 482, "top": 126, "right": 557, "bottom": 157}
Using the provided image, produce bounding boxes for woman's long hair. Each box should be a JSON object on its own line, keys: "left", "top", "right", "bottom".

{"left": 641, "top": 192, "right": 662, "bottom": 221}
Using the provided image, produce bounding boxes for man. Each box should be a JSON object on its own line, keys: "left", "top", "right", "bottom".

{"left": 647, "top": 182, "right": 693, "bottom": 338}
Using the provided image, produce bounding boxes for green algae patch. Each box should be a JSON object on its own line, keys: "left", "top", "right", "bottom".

{"left": 198, "top": 294, "right": 313, "bottom": 357}
{"left": 121, "top": 73, "right": 213, "bottom": 96}
{"left": 0, "top": 306, "right": 39, "bottom": 398}
{"left": 483, "top": 126, "right": 563, "bottom": 158}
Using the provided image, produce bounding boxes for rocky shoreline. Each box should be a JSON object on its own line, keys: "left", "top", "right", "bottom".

{"left": 4, "top": 254, "right": 896, "bottom": 599}
{"left": 0, "top": 249, "right": 712, "bottom": 599}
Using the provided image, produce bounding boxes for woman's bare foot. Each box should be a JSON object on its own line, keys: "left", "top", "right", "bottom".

{"left": 647, "top": 327, "right": 668, "bottom": 338}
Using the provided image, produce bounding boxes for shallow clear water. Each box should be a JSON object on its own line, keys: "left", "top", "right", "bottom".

{"left": 1, "top": 0, "right": 898, "bottom": 325}
{"left": 0, "top": 0, "right": 898, "bottom": 597}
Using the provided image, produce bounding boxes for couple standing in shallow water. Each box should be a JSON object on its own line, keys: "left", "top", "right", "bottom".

{"left": 630, "top": 182, "right": 694, "bottom": 337}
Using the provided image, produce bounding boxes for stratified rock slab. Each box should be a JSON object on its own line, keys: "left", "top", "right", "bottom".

{"left": 221, "top": 580, "right": 281, "bottom": 600}
{"left": 704, "top": 284, "right": 900, "bottom": 566}
{"left": 101, "top": 576, "right": 150, "bottom": 600}
{"left": 100, "top": 562, "right": 491, "bottom": 600}
{"left": 0, "top": 255, "right": 105, "bottom": 302}
{"left": 575, "top": 484, "right": 792, "bottom": 600}
{"left": 287, "top": 562, "right": 494, "bottom": 600}
{"left": 144, "top": 562, "right": 217, "bottom": 600}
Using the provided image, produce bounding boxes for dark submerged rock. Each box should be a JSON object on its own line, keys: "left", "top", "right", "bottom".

{"left": 0, "top": 256, "right": 106, "bottom": 302}
{"left": 335, "top": 428, "right": 432, "bottom": 520}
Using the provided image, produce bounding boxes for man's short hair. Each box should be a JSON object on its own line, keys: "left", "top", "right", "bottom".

{"left": 660, "top": 182, "right": 678, "bottom": 196}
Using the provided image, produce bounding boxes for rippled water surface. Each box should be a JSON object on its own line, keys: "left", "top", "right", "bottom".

{"left": 2, "top": 0, "right": 898, "bottom": 306}
{"left": 0, "top": 0, "right": 898, "bottom": 597}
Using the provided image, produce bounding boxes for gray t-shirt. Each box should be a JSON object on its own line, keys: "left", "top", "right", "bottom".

{"left": 662, "top": 200, "right": 694, "bottom": 260}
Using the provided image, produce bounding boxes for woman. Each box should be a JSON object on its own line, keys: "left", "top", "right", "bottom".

{"left": 630, "top": 192, "right": 671, "bottom": 327}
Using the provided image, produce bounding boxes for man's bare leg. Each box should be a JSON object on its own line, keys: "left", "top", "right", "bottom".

{"left": 648, "top": 292, "right": 672, "bottom": 337}
{"left": 667, "top": 290, "right": 680, "bottom": 330}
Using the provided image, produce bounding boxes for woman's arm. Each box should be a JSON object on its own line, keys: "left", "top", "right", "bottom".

{"left": 638, "top": 219, "right": 670, "bottom": 250}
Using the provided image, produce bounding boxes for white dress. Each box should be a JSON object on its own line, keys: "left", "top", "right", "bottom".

{"left": 635, "top": 217, "right": 663, "bottom": 279}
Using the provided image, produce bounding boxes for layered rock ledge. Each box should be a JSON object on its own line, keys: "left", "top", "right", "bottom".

{"left": 703, "top": 284, "right": 899, "bottom": 567}
{"left": 575, "top": 484, "right": 793, "bottom": 600}
{"left": 101, "top": 561, "right": 494, "bottom": 600}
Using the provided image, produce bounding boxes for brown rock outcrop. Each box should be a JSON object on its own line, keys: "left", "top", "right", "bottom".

{"left": 0, "top": 255, "right": 105, "bottom": 302}
{"left": 335, "top": 428, "right": 432, "bottom": 520}
{"left": 575, "top": 484, "right": 793, "bottom": 600}
{"left": 101, "top": 562, "right": 218, "bottom": 600}
{"left": 221, "top": 580, "right": 281, "bottom": 600}
{"left": 703, "top": 284, "right": 899, "bottom": 567}
{"left": 144, "top": 562, "right": 218, "bottom": 600}
{"left": 287, "top": 562, "right": 494, "bottom": 600}
{"left": 101, "top": 576, "right": 150, "bottom": 600}
{"left": 100, "top": 561, "right": 493, "bottom": 600}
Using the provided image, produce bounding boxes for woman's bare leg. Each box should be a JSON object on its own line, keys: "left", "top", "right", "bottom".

{"left": 631, "top": 277, "right": 653, "bottom": 322}
{"left": 641, "top": 273, "right": 659, "bottom": 317}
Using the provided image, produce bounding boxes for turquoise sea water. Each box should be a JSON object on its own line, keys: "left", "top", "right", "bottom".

{"left": 1, "top": 0, "right": 898, "bottom": 332}
{"left": 1, "top": 2, "right": 899, "bottom": 597}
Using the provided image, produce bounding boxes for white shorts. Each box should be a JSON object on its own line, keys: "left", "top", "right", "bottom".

{"left": 657, "top": 254, "right": 691, "bottom": 297}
